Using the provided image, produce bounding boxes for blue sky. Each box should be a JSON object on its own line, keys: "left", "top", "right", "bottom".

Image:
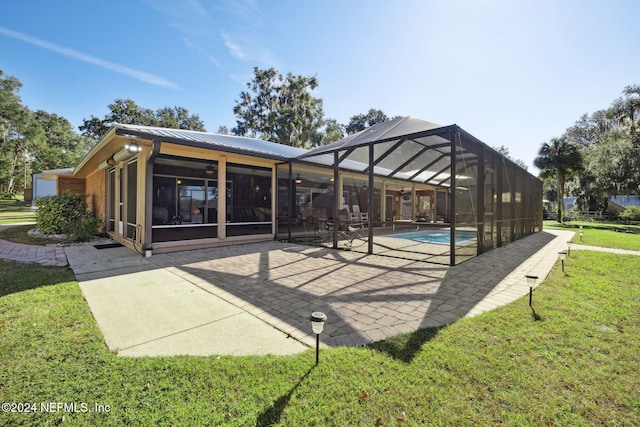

{"left": 2, "top": 0, "right": 640, "bottom": 172}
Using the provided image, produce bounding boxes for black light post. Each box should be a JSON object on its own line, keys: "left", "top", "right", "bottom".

{"left": 525, "top": 275, "right": 538, "bottom": 306}
{"left": 567, "top": 240, "right": 572, "bottom": 256}
{"left": 310, "top": 312, "right": 327, "bottom": 365}
{"left": 558, "top": 251, "right": 567, "bottom": 272}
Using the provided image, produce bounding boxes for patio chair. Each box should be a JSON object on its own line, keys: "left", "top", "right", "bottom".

{"left": 312, "top": 208, "right": 332, "bottom": 243}
{"left": 345, "top": 221, "right": 366, "bottom": 246}
{"left": 360, "top": 212, "right": 369, "bottom": 224}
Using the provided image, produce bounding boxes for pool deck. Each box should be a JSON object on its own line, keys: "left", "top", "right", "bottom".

{"left": 81, "top": 228, "right": 574, "bottom": 354}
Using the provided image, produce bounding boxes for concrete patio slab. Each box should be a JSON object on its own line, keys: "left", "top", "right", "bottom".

{"left": 65, "top": 245, "right": 307, "bottom": 357}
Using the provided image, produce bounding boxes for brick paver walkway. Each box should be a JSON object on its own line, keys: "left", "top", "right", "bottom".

{"left": 0, "top": 236, "right": 67, "bottom": 266}
{"left": 149, "top": 230, "right": 576, "bottom": 348}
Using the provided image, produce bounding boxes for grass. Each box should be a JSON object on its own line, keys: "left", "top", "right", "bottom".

{"left": 545, "top": 220, "right": 640, "bottom": 251}
{"left": 0, "top": 198, "right": 36, "bottom": 225}
{"left": 1, "top": 250, "right": 639, "bottom": 425}
{"left": 0, "top": 199, "right": 66, "bottom": 245}
{"left": 0, "top": 224, "right": 64, "bottom": 246}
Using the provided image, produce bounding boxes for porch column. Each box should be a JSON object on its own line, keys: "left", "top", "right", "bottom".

{"left": 477, "top": 145, "right": 485, "bottom": 255}
{"left": 367, "top": 142, "right": 374, "bottom": 254}
{"left": 218, "top": 156, "right": 227, "bottom": 239}
{"left": 449, "top": 127, "right": 457, "bottom": 266}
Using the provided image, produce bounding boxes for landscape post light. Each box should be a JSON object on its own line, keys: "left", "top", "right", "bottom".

{"left": 525, "top": 275, "right": 538, "bottom": 306}
{"left": 558, "top": 251, "right": 567, "bottom": 272}
{"left": 579, "top": 226, "right": 584, "bottom": 242}
{"left": 310, "top": 312, "right": 327, "bottom": 366}
{"left": 567, "top": 240, "right": 572, "bottom": 256}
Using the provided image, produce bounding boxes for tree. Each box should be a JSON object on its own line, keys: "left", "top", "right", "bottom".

{"left": 345, "top": 109, "right": 390, "bottom": 134}
{"left": 155, "top": 106, "right": 206, "bottom": 131}
{"left": 543, "top": 84, "right": 640, "bottom": 219}
{"left": 80, "top": 98, "right": 206, "bottom": 142}
{"left": 610, "top": 85, "right": 640, "bottom": 136}
{"left": 491, "top": 145, "right": 527, "bottom": 170}
{"left": 314, "top": 119, "right": 344, "bottom": 147}
{"left": 78, "top": 115, "right": 110, "bottom": 144}
{"left": 585, "top": 130, "right": 640, "bottom": 196}
{"left": 30, "top": 111, "right": 91, "bottom": 173}
{"left": 232, "top": 67, "right": 324, "bottom": 148}
{"left": 564, "top": 110, "right": 614, "bottom": 147}
{"left": 533, "top": 137, "right": 582, "bottom": 222}
{"left": 0, "top": 70, "right": 43, "bottom": 194}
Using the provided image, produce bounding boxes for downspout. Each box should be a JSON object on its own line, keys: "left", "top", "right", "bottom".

{"left": 143, "top": 140, "right": 161, "bottom": 256}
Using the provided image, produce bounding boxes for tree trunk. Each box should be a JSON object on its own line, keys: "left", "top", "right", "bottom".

{"left": 6, "top": 151, "right": 20, "bottom": 194}
{"left": 557, "top": 170, "right": 565, "bottom": 223}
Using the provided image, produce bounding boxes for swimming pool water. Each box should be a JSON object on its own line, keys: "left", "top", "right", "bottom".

{"left": 390, "top": 229, "right": 476, "bottom": 244}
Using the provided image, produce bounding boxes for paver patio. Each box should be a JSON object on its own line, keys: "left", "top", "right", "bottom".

{"left": 148, "top": 229, "right": 572, "bottom": 349}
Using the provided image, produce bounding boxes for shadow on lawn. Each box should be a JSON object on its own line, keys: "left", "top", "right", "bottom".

{"left": 367, "top": 326, "right": 444, "bottom": 363}
{"left": 0, "top": 259, "right": 75, "bottom": 297}
{"left": 255, "top": 368, "right": 314, "bottom": 427}
{"left": 530, "top": 304, "right": 543, "bottom": 322}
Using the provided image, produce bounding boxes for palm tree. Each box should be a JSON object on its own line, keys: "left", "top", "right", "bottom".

{"left": 534, "top": 137, "right": 582, "bottom": 222}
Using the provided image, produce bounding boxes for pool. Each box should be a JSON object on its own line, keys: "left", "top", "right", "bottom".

{"left": 390, "top": 229, "right": 476, "bottom": 245}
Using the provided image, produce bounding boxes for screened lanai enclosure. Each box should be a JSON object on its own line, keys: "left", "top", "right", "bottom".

{"left": 276, "top": 117, "right": 543, "bottom": 265}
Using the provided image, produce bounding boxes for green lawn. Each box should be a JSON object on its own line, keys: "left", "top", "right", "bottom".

{"left": 0, "top": 198, "right": 36, "bottom": 225}
{"left": 1, "top": 250, "right": 639, "bottom": 425}
{"left": 545, "top": 220, "right": 640, "bottom": 251}
{"left": 0, "top": 224, "right": 63, "bottom": 245}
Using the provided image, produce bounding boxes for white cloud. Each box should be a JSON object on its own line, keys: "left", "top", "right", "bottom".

{"left": 182, "top": 37, "right": 223, "bottom": 69}
{"left": 219, "top": 30, "right": 282, "bottom": 70}
{"left": 185, "top": 0, "right": 208, "bottom": 17}
{"left": 0, "top": 26, "right": 179, "bottom": 90}
{"left": 220, "top": 31, "right": 246, "bottom": 60}
{"left": 216, "top": 0, "right": 270, "bottom": 29}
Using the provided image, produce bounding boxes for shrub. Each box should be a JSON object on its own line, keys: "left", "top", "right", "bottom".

{"left": 619, "top": 206, "right": 640, "bottom": 222}
{"left": 35, "top": 191, "right": 102, "bottom": 241}
{"left": 0, "top": 191, "right": 16, "bottom": 200}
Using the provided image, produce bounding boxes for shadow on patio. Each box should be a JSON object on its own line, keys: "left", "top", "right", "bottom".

{"left": 150, "top": 231, "right": 558, "bottom": 359}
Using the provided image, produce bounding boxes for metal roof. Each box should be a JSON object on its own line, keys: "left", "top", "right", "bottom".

{"left": 114, "top": 124, "right": 309, "bottom": 161}
{"left": 296, "top": 116, "right": 446, "bottom": 159}
{"left": 111, "top": 124, "right": 404, "bottom": 174}
{"left": 294, "top": 116, "right": 459, "bottom": 186}
{"left": 609, "top": 196, "right": 640, "bottom": 208}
